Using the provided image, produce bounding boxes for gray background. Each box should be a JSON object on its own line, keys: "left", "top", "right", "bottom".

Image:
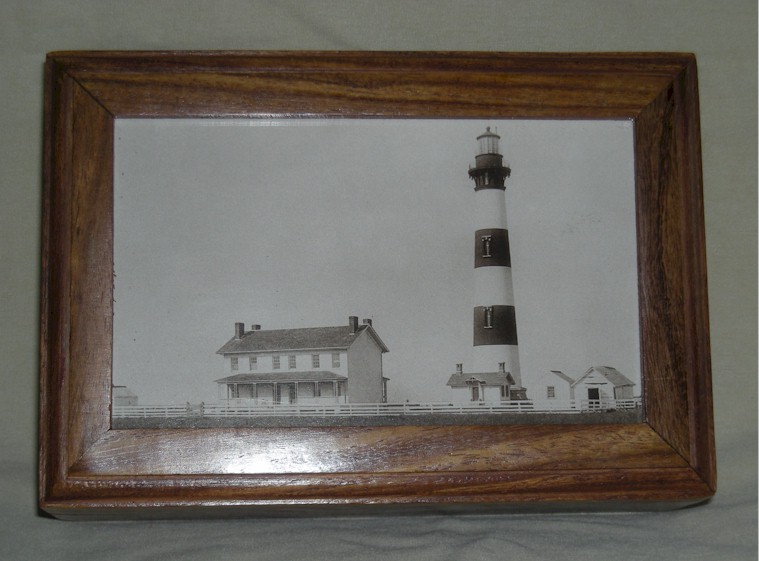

{"left": 1, "top": 1, "right": 755, "bottom": 560}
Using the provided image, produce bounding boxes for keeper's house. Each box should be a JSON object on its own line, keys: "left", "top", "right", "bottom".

{"left": 215, "top": 316, "right": 389, "bottom": 405}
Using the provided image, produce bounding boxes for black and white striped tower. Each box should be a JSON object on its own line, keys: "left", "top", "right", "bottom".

{"left": 468, "top": 127, "right": 523, "bottom": 395}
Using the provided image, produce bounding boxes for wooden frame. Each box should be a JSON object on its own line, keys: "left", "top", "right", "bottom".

{"left": 40, "top": 51, "right": 715, "bottom": 519}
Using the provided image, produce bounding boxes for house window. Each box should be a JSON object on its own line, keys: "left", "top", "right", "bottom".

{"left": 288, "top": 355, "right": 296, "bottom": 369}
{"left": 332, "top": 352, "right": 341, "bottom": 368}
{"left": 481, "top": 235, "right": 492, "bottom": 258}
{"left": 230, "top": 357, "right": 238, "bottom": 371}
{"left": 484, "top": 306, "right": 494, "bottom": 329}
{"left": 471, "top": 385, "right": 480, "bottom": 402}
{"left": 312, "top": 354, "right": 320, "bottom": 368}
{"left": 547, "top": 386, "right": 556, "bottom": 399}
{"left": 500, "top": 385, "right": 507, "bottom": 398}
{"left": 249, "top": 356, "right": 257, "bottom": 370}
{"left": 272, "top": 355, "right": 280, "bottom": 369}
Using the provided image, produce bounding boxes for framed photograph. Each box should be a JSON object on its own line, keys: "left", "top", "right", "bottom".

{"left": 40, "top": 52, "right": 715, "bottom": 519}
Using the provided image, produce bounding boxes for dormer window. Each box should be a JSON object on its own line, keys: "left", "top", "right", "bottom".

{"left": 484, "top": 306, "right": 494, "bottom": 329}
{"left": 481, "top": 235, "right": 492, "bottom": 258}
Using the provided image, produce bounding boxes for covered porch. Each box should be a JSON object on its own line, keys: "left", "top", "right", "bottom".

{"left": 214, "top": 371, "right": 347, "bottom": 405}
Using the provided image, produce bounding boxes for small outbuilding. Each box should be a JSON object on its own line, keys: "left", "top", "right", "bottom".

{"left": 533, "top": 370, "right": 574, "bottom": 402}
{"left": 530, "top": 366, "right": 636, "bottom": 409}
{"left": 571, "top": 366, "right": 636, "bottom": 404}
{"left": 446, "top": 362, "right": 526, "bottom": 403}
{"left": 112, "top": 385, "right": 138, "bottom": 406}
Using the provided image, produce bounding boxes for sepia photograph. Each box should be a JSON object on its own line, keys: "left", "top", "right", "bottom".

{"left": 112, "top": 118, "right": 642, "bottom": 427}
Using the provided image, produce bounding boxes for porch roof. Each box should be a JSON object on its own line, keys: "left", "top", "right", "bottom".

{"left": 214, "top": 371, "right": 348, "bottom": 384}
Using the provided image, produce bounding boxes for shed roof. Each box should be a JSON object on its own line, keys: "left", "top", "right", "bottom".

{"left": 572, "top": 366, "right": 635, "bottom": 388}
{"left": 550, "top": 370, "right": 575, "bottom": 384}
{"left": 217, "top": 323, "right": 389, "bottom": 355}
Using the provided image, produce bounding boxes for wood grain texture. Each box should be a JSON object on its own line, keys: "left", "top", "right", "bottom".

{"left": 39, "top": 52, "right": 715, "bottom": 519}
{"left": 52, "top": 51, "right": 684, "bottom": 119}
{"left": 634, "top": 57, "right": 715, "bottom": 490}
{"left": 70, "top": 424, "right": 687, "bottom": 475}
{"left": 67, "top": 85, "right": 114, "bottom": 466}
{"left": 40, "top": 58, "right": 74, "bottom": 503}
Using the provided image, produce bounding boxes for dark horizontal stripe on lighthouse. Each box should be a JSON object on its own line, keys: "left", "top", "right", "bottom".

{"left": 474, "top": 228, "right": 511, "bottom": 268}
{"left": 473, "top": 305, "right": 518, "bottom": 346}
{"left": 473, "top": 183, "right": 506, "bottom": 192}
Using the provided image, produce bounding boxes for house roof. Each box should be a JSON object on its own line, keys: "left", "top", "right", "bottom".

{"left": 217, "top": 324, "right": 389, "bottom": 355}
{"left": 571, "top": 366, "right": 635, "bottom": 388}
{"left": 446, "top": 371, "right": 517, "bottom": 387}
{"left": 214, "top": 371, "right": 348, "bottom": 384}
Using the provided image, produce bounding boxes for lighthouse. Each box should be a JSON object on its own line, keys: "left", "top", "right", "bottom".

{"left": 447, "top": 127, "right": 527, "bottom": 402}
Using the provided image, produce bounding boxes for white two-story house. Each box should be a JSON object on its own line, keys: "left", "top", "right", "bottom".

{"left": 214, "top": 316, "right": 389, "bottom": 405}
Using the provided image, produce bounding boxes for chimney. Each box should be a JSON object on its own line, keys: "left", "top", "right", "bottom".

{"left": 498, "top": 362, "right": 506, "bottom": 373}
{"left": 251, "top": 324, "right": 261, "bottom": 331}
{"left": 456, "top": 363, "right": 463, "bottom": 374}
{"left": 362, "top": 318, "right": 372, "bottom": 327}
{"left": 349, "top": 316, "right": 359, "bottom": 334}
{"left": 234, "top": 322, "right": 245, "bottom": 340}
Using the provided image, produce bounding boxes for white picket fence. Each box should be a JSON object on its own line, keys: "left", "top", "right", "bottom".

{"left": 113, "top": 398, "right": 641, "bottom": 418}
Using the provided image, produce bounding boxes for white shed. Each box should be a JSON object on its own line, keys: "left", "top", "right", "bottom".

{"left": 571, "top": 366, "right": 635, "bottom": 405}
{"left": 532, "top": 370, "right": 574, "bottom": 402}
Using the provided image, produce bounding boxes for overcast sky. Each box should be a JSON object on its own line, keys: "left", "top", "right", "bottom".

{"left": 113, "top": 118, "right": 639, "bottom": 404}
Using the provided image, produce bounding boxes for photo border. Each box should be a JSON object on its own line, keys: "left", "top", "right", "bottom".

{"left": 40, "top": 51, "right": 715, "bottom": 519}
